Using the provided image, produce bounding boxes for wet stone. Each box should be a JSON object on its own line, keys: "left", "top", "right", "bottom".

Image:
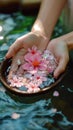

{"left": 18, "top": 86, "right": 28, "bottom": 91}
{"left": 43, "top": 78, "right": 55, "bottom": 87}
{"left": 40, "top": 83, "right": 45, "bottom": 89}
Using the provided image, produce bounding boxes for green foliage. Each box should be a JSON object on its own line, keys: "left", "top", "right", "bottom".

{"left": 0, "top": 12, "right": 66, "bottom": 47}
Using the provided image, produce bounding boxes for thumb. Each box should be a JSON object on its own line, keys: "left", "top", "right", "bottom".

{"left": 5, "top": 39, "right": 23, "bottom": 58}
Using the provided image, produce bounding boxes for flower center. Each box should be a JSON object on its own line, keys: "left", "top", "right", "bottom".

{"left": 32, "top": 60, "right": 40, "bottom": 67}
{"left": 37, "top": 76, "right": 40, "bottom": 79}
{"left": 31, "top": 50, "right": 36, "bottom": 54}
{"left": 31, "top": 85, "right": 35, "bottom": 88}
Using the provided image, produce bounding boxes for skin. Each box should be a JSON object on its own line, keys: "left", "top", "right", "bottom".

{"left": 5, "top": 0, "right": 68, "bottom": 78}
{"left": 47, "top": 31, "right": 73, "bottom": 78}
{"left": 7, "top": 32, "right": 49, "bottom": 79}
{"left": 47, "top": 39, "right": 69, "bottom": 78}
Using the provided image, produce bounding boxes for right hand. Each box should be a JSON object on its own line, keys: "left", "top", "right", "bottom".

{"left": 47, "top": 38, "right": 69, "bottom": 78}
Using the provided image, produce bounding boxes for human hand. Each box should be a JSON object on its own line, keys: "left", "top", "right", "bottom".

{"left": 6, "top": 32, "right": 48, "bottom": 79}
{"left": 47, "top": 38, "right": 69, "bottom": 78}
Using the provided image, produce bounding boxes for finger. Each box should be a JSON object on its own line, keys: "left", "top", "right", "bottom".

{"left": 6, "top": 39, "right": 23, "bottom": 58}
{"left": 8, "top": 71, "right": 13, "bottom": 80}
{"left": 8, "top": 58, "right": 19, "bottom": 80}
{"left": 8, "top": 59, "right": 18, "bottom": 80}
{"left": 54, "top": 57, "right": 69, "bottom": 78}
{"left": 8, "top": 49, "right": 26, "bottom": 79}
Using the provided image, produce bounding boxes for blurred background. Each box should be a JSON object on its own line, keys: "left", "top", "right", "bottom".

{"left": 0, "top": 1, "right": 73, "bottom": 130}
{"left": 0, "top": 0, "right": 41, "bottom": 14}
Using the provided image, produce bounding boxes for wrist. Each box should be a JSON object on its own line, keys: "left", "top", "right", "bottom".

{"left": 53, "top": 35, "right": 72, "bottom": 51}
{"left": 31, "top": 19, "right": 51, "bottom": 40}
{"left": 56, "top": 32, "right": 73, "bottom": 51}
{"left": 31, "top": 30, "right": 49, "bottom": 42}
{"left": 29, "top": 31, "right": 49, "bottom": 48}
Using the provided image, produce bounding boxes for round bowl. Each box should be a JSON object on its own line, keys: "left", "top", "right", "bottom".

{"left": 0, "top": 58, "right": 65, "bottom": 96}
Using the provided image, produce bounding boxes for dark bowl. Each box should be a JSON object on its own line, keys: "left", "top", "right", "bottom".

{"left": 0, "top": 58, "right": 65, "bottom": 96}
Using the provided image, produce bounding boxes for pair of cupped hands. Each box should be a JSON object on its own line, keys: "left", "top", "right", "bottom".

{"left": 6, "top": 32, "right": 69, "bottom": 79}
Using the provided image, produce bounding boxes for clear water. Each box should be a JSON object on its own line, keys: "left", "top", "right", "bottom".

{"left": 0, "top": 12, "right": 73, "bottom": 130}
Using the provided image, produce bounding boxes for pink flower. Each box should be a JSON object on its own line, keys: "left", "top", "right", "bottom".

{"left": 11, "top": 113, "right": 20, "bottom": 119}
{"left": 43, "top": 50, "right": 57, "bottom": 73}
{"left": 51, "top": 108, "right": 57, "bottom": 113}
{"left": 8, "top": 46, "right": 58, "bottom": 92}
{"left": 26, "top": 82, "right": 40, "bottom": 93}
{"left": 27, "top": 87, "right": 40, "bottom": 93}
{"left": 43, "top": 50, "right": 52, "bottom": 59}
{"left": 24, "top": 73, "right": 33, "bottom": 80}
{"left": 47, "top": 61, "right": 57, "bottom": 73}
{"left": 33, "top": 71, "right": 47, "bottom": 82}
{"left": 43, "top": 50, "right": 55, "bottom": 60}
{"left": 53, "top": 91, "right": 59, "bottom": 97}
{"left": 22, "top": 54, "right": 47, "bottom": 71}
{"left": 28, "top": 46, "right": 41, "bottom": 55}
{"left": 9, "top": 75, "right": 24, "bottom": 87}
{"left": 23, "top": 71, "right": 47, "bottom": 87}
{"left": 24, "top": 46, "right": 42, "bottom": 63}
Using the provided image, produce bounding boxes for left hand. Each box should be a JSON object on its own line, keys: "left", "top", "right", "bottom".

{"left": 47, "top": 38, "right": 69, "bottom": 78}
{"left": 6, "top": 32, "right": 48, "bottom": 79}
